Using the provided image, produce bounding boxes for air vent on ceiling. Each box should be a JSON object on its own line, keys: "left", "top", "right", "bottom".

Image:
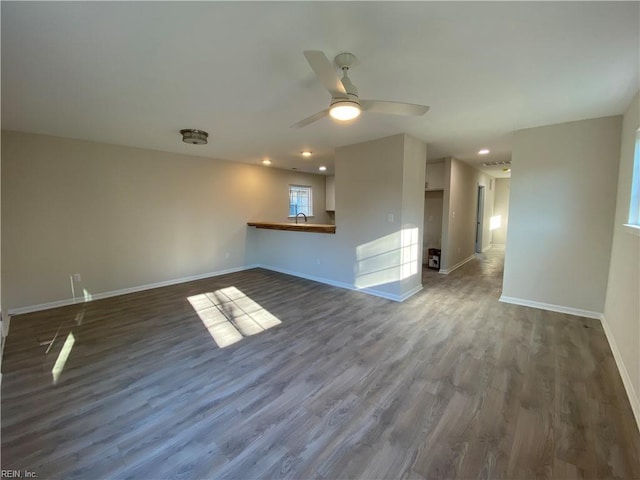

{"left": 482, "top": 160, "right": 511, "bottom": 167}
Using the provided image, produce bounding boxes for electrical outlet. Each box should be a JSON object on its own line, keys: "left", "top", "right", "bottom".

{"left": 72, "top": 273, "right": 82, "bottom": 282}
{"left": 387, "top": 213, "right": 394, "bottom": 223}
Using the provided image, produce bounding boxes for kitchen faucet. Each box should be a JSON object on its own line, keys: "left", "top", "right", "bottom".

{"left": 295, "top": 212, "right": 307, "bottom": 224}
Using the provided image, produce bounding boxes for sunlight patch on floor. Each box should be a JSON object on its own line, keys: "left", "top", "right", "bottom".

{"left": 51, "top": 332, "right": 75, "bottom": 384}
{"left": 187, "top": 287, "right": 281, "bottom": 348}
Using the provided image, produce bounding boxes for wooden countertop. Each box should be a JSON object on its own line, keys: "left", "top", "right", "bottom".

{"left": 247, "top": 222, "right": 336, "bottom": 234}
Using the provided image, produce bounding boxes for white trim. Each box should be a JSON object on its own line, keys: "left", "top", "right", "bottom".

{"left": 0, "top": 315, "right": 9, "bottom": 373}
{"left": 7, "top": 265, "right": 260, "bottom": 316}
{"left": 498, "top": 295, "right": 602, "bottom": 320}
{"left": 257, "top": 264, "right": 422, "bottom": 302}
{"left": 398, "top": 284, "right": 424, "bottom": 302}
{"left": 600, "top": 314, "right": 640, "bottom": 431}
{"left": 623, "top": 224, "right": 640, "bottom": 237}
{"left": 438, "top": 254, "right": 475, "bottom": 274}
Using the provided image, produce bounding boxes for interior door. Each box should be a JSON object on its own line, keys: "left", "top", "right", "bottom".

{"left": 476, "top": 185, "right": 485, "bottom": 253}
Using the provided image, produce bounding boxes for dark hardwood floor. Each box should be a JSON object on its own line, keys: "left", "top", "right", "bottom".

{"left": 2, "top": 248, "right": 639, "bottom": 479}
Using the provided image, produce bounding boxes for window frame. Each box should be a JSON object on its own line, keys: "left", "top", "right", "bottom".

{"left": 623, "top": 129, "right": 640, "bottom": 236}
{"left": 288, "top": 184, "right": 314, "bottom": 218}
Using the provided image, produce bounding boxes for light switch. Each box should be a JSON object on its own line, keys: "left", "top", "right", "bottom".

{"left": 387, "top": 213, "right": 394, "bottom": 223}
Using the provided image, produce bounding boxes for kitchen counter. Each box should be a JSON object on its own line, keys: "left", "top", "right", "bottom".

{"left": 247, "top": 222, "right": 336, "bottom": 234}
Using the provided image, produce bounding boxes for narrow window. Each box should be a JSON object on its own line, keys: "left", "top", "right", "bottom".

{"left": 289, "top": 185, "right": 313, "bottom": 217}
{"left": 629, "top": 130, "right": 640, "bottom": 225}
{"left": 627, "top": 129, "right": 640, "bottom": 227}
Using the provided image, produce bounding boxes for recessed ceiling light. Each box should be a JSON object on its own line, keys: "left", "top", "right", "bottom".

{"left": 478, "top": 149, "right": 490, "bottom": 155}
{"left": 319, "top": 166, "right": 327, "bottom": 171}
{"left": 301, "top": 151, "right": 312, "bottom": 157}
{"left": 262, "top": 159, "right": 271, "bottom": 165}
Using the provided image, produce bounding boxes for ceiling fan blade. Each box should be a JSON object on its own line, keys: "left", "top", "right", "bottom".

{"left": 303, "top": 51, "right": 347, "bottom": 98}
{"left": 361, "top": 100, "right": 430, "bottom": 116}
{"left": 291, "top": 109, "right": 330, "bottom": 128}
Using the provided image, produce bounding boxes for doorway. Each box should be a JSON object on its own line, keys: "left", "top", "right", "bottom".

{"left": 423, "top": 190, "right": 444, "bottom": 264}
{"left": 475, "top": 185, "right": 485, "bottom": 253}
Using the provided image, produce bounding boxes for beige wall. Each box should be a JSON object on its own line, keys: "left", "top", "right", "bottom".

{"left": 603, "top": 92, "right": 640, "bottom": 425}
{"left": 1, "top": 131, "right": 329, "bottom": 312}
{"left": 502, "top": 115, "right": 621, "bottom": 315}
{"left": 441, "top": 158, "right": 495, "bottom": 271}
{"left": 401, "top": 135, "right": 428, "bottom": 291}
{"left": 254, "top": 134, "right": 426, "bottom": 301}
{"left": 492, "top": 178, "right": 510, "bottom": 245}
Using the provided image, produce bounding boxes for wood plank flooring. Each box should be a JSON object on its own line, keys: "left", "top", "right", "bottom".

{"left": 2, "top": 248, "right": 639, "bottom": 479}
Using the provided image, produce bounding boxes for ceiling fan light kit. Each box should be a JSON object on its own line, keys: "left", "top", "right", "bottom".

{"left": 292, "top": 50, "right": 429, "bottom": 128}
{"left": 180, "top": 129, "right": 208, "bottom": 145}
{"left": 329, "top": 100, "right": 361, "bottom": 120}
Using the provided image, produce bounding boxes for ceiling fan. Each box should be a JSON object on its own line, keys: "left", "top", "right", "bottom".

{"left": 292, "top": 50, "right": 430, "bottom": 128}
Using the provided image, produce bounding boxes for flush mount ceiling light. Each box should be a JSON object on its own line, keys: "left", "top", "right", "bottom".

{"left": 262, "top": 159, "right": 272, "bottom": 165}
{"left": 301, "top": 151, "right": 312, "bottom": 157}
{"left": 319, "top": 165, "right": 327, "bottom": 171}
{"left": 180, "top": 129, "right": 208, "bottom": 145}
{"left": 478, "top": 149, "right": 490, "bottom": 155}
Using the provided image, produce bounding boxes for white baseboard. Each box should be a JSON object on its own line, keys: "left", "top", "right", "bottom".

{"left": 0, "top": 314, "right": 10, "bottom": 370}
{"left": 398, "top": 284, "right": 424, "bottom": 302}
{"left": 498, "top": 295, "right": 602, "bottom": 320}
{"left": 600, "top": 314, "right": 640, "bottom": 431}
{"left": 7, "top": 261, "right": 424, "bottom": 320}
{"left": 257, "top": 264, "right": 422, "bottom": 302}
{"left": 7, "top": 264, "right": 260, "bottom": 317}
{"left": 439, "top": 254, "right": 475, "bottom": 275}
{"left": 2, "top": 314, "right": 10, "bottom": 338}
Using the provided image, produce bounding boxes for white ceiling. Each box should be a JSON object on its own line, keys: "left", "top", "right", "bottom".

{"left": 2, "top": 2, "right": 638, "bottom": 178}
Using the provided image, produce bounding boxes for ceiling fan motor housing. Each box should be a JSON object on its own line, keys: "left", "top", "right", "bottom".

{"left": 330, "top": 94, "right": 360, "bottom": 107}
{"left": 334, "top": 52, "right": 356, "bottom": 69}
